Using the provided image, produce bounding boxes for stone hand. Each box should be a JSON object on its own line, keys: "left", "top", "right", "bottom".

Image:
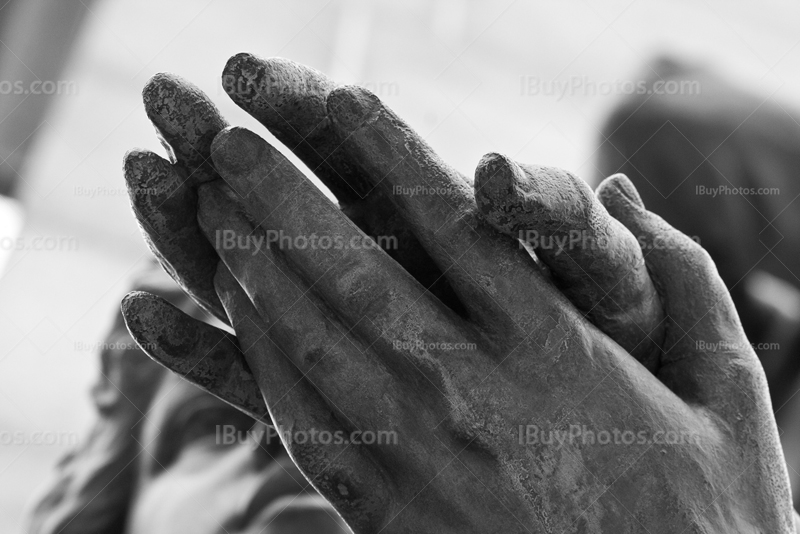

{"left": 122, "top": 56, "right": 794, "bottom": 533}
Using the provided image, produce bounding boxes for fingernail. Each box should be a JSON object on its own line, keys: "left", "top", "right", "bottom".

{"left": 142, "top": 73, "right": 180, "bottom": 121}
{"left": 600, "top": 173, "right": 645, "bottom": 209}
{"left": 210, "top": 126, "right": 265, "bottom": 177}
{"left": 222, "top": 52, "right": 259, "bottom": 98}
{"left": 327, "top": 85, "right": 381, "bottom": 132}
{"left": 474, "top": 153, "right": 519, "bottom": 202}
{"left": 196, "top": 180, "right": 241, "bottom": 234}
{"left": 143, "top": 73, "right": 226, "bottom": 142}
{"left": 120, "top": 291, "right": 146, "bottom": 323}
{"left": 123, "top": 149, "right": 173, "bottom": 192}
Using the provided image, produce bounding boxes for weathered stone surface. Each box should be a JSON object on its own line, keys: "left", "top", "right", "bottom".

{"left": 117, "top": 56, "right": 797, "bottom": 533}
{"left": 475, "top": 154, "right": 664, "bottom": 370}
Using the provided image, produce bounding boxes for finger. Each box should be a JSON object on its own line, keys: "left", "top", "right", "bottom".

{"left": 129, "top": 73, "right": 230, "bottom": 322}
{"left": 197, "top": 181, "right": 432, "bottom": 428}
{"left": 222, "top": 53, "right": 363, "bottom": 203}
{"left": 142, "top": 73, "right": 227, "bottom": 186}
{"left": 475, "top": 156, "right": 664, "bottom": 371}
{"left": 326, "top": 86, "right": 558, "bottom": 335}
{"left": 119, "top": 290, "right": 268, "bottom": 422}
{"left": 209, "top": 126, "right": 462, "bottom": 347}
{"left": 199, "top": 182, "right": 462, "bottom": 458}
{"left": 214, "top": 266, "right": 391, "bottom": 532}
{"left": 596, "top": 175, "right": 768, "bottom": 412}
{"left": 222, "top": 54, "right": 463, "bottom": 313}
{"left": 124, "top": 150, "right": 227, "bottom": 322}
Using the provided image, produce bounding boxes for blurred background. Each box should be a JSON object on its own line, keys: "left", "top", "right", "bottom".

{"left": 2, "top": 0, "right": 800, "bottom": 531}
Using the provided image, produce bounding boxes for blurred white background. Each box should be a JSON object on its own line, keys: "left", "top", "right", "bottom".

{"left": 2, "top": 0, "right": 800, "bottom": 530}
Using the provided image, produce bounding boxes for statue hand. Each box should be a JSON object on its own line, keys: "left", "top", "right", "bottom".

{"left": 122, "top": 57, "right": 794, "bottom": 533}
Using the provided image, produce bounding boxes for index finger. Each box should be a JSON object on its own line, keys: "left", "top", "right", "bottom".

{"left": 221, "top": 54, "right": 464, "bottom": 313}
{"left": 127, "top": 74, "right": 229, "bottom": 322}
{"left": 327, "top": 86, "right": 564, "bottom": 337}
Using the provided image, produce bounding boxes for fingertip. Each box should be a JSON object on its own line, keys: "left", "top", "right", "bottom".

{"left": 474, "top": 152, "right": 520, "bottom": 190}
{"left": 596, "top": 173, "right": 645, "bottom": 215}
{"left": 222, "top": 54, "right": 333, "bottom": 99}
{"left": 123, "top": 148, "right": 157, "bottom": 169}
{"left": 120, "top": 291, "right": 183, "bottom": 358}
{"left": 595, "top": 175, "right": 682, "bottom": 255}
{"left": 142, "top": 72, "right": 177, "bottom": 109}
{"left": 476, "top": 157, "right": 594, "bottom": 232}
{"left": 474, "top": 152, "right": 525, "bottom": 230}
{"left": 221, "top": 52, "right": 265, "bottom": 104}
{"left": 121, "top": 288, "right": 269, "bottom": 422}
{"left": 142, "top": 72, "right": 227, "bottom": 178}
{"left": 120, "top": 290, "right": 151, "bottom": 329}
{"left": 123, "top": 149, "right": 175, "bottom": 194}
{"left": 210, "top": 126, "right": 266, "bottom": 178}
{"left": 222, "top": 52, "right": 259, "bottom": 77}
{"left": 327, "top": 85, "right": 381, "bottom": 133}
{"left": 143, "top": 72, "right": 225, "bottom": 130}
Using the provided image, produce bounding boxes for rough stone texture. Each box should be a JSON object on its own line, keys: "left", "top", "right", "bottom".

{"left": 143, "top": 73, "right": 227, "bottom": 186}
{"left": 596, "top": 59, "right": 800, "bottom": 509}
{"left": 121, "top": 290, "right": 267, "bottom": 422}
{"left": 124, "top": 149, "right": 226, "bottom": 322}
{"left": 222, "top": 53, "right": 464, "bottom": 315}
{"left": 120, "top": 57, "right": 798, "bottom": 533}
{"left": 595, "top": 57, "right": 800, "bottom": 415}
{"left": 474, "top": 153, "right": 664, "bottom": 371}
{"left": 124, "top": 73, "right": 231, "bottom": 323}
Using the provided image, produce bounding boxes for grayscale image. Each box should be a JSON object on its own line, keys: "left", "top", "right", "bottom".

{"left": 1, "top": 1, "right": 799, "bottom": 532}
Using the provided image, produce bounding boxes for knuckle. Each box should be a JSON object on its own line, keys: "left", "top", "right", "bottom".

{"left": 289, "top": 442, "right": 391, "bottom": 532}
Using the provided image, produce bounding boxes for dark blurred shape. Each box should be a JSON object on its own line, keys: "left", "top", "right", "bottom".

{"left": 26, "top": 262, "right": 348, "bottom": 534}
{"left": 0, "top": 0, "right": 94, "bottom": 196}
{"left": 598, "top": 56, "right": 800, "bottom": 504}
{"left": 25, "top": 263, "right": 183, "bottom": 533}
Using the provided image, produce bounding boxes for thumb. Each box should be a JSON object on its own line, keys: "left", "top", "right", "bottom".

{"left": 596, "top": 174, "right": 767, "bottom": 414}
